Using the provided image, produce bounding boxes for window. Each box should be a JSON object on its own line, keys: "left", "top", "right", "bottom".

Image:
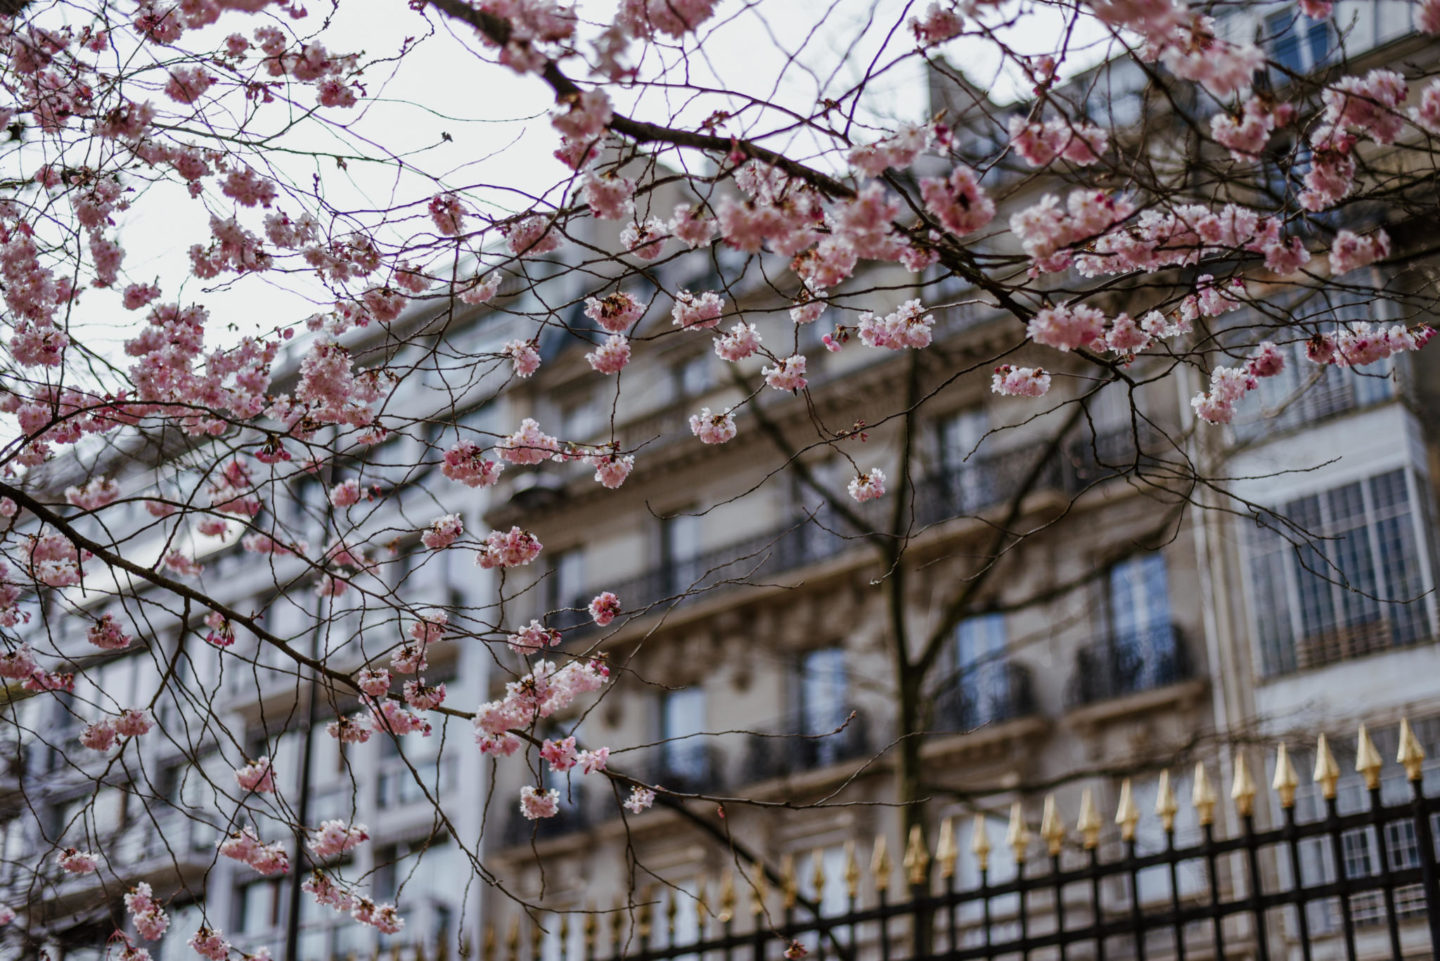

{"left": 558, "top": 391, "right": 602, "bottom": 442}
{"left": 544, "top": 549, "right": 586, "bottom": 619}
{"left": 1106, "top": 554, "right": 1180, "bottom": 692}
{"left": 673, "top": 353, "right": 714, "bottom": 400}
{"left": 799, "top": 648, "right": 849, "bottom": 766}
{"left": 1246, "top": 470, "right": 1436, "bottom": 676}
{"left": 950, "top": 615, "right": 1011, "bottom": 729}
{"left": 1264, "top": 8, "right": 1333, "bottom": 78}
{"left": 937, "top": 408, "right": 993, "bottom": 514}
{"left": 660, "top": 512, "right": 703, "bottom": 594}
{"left": 659, "top": 687, "right": 708, "bottom": 787}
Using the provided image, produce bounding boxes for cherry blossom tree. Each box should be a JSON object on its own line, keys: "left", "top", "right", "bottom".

{"left": 0, "top": 0, "right": 1438, "bottom": 957}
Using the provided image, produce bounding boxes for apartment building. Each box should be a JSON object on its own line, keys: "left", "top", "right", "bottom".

{"left": 475, "top": 4, "right": 1440, "bottom": 959}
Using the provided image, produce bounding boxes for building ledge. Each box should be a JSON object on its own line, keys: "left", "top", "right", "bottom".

{"left": 921, "top": 715, "right": 1050, "bottom": 764}
{"left": 1064, "top": 677, "right": 1209, "bottom": 732}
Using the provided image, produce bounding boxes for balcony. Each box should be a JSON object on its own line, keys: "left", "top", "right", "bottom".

{"left": 1066, "top": 623, "right": 1194, "bottom": 708}
{"left": 742, "top": 709, "right": 873, "bottom": 783}
{"left": 932, "top": 662, "right": 1035, "bottom": 732}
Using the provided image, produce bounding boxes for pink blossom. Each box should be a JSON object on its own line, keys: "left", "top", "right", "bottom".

{"left": 354, "top": 900, "right": 405, "bottom": 935}
{"left": 162, "top": 550, "right": 203, "bottom": 578}
{"left": 0, "top": 905, "right": 13, "bottom": 925}
{"left": 617, "top": 0, "right": 719, "bottom": 38}
{"left": 326, "top": 715, "right": 371, "bottom": 744}
{"left": 910, "top": 2, "right": 963, "bottom": 45}
{"left": 442, "top": 441, "right": 504, "bottom": 487}
{"left": 848, "top": 124, "right": 931, "bottom": 177}
{"left": 919, "top": 166, "right": 994, "bottom": 235}
{"left": 1412, "top": 79, "right": 1440, "bottom": 134}
{"left": 428, "top": 193, "right": 467, "bottom": 236}
{"left": 520, "top": 785, "right": 561, "bottom": 819}
{"left": 1321, "top": 70, "right": 1407, "bottom": 145}
{"left": 422, "top": 513, "right": 464, "bottom": 550}
{"left": 588, "top": 453, "right": 634, "bottom": 489}
{"left": 857, "top": 300, "right": 933, "bottom": 350}
{"left": 541, "top": 736, "right": 578, "bottom": 772}
{"left": 1007, "top": 117, "right": 1108, "bottom": 167}
{"left": 1315, "top": 323, "right": 1435, "bottom": 368}
{"left": 164, "top": 66, "right": 213, "bottom": 104}
{"left": 370, "top": 700, "right": 432, "bottom": 737}
{"left": 88, "top": 613, "right": 132, "bottom": 650}
{"left": 578, "top": 747, "right": 610, "bottom": 774}
{"left": 204, "top": 612, "right": 235, "bottom": 648}
{"left": 669, "top": 205, "right": 718, "bottom": 248}
{"left": 1211, "top": 96, "right": 1294, "bottom": 161}
{"left": 403, "top": 679, "right": 446, "bottom": 710}
{"left": 1104, "top": 312, "right": 1152, "bottom": 355}
{"left": 1422, "top": 0, "right": 1440, "bottom": 33}
{"left": 762, "top": 355, "right": 808, "bottom": 392}
{"left": 672, "top": 290, "right": 725, "bottom": 330}
{"left": 357, "top": 668, "right": 391, "bottom": 697}
{"left": 219, "top": 827, "right": 290, "bottom": 876}
{"left": 477, "top": 526, "right": 544, "bottom": 569}
{"left": 507, "top": 215, "right": 562, "bottom": 256}
{"left": 389, "top": 643, "right": 427, "bottom": 675}
{"left": 58, "top": 849, "right": 100, "bottom": 873}
{"left": 504, "top": 340, "right": 541, "bottom": 378}
{"left": 459, "top": 273, "right": 503, "bottom": 304}
{"left": 586, "top": 334, "right": 632, "bottom": 374}
{"left": 1026, "top": 305, "right": 1106, "bottom": 352}
{"left": 1329, "top": 229, "right": 1390, "bottom": 276}
{"left": 188, "top": 927, "right": 231, "bottom": 961}
{"left": 624, "top": 786, "right": 656, "bottom": 813}
{"left": 410, "top": 609, "right": 449, "bottom": 645}
{"left": 508, "top": 619, "right": 562, "bottom": 654}
{"left": 0, "top": 645, "right": 37, "bottom": 681}
{"left": 550, "top": 89, "right": 612, "bottom": 161}
{"left": 66, "top": 477, "right": 119, "bottom": 510}
{"left": 714, "top": 322, "right": 762, "bottom": 361}
{"left": 195, "top": 518, "right": 230, "bottom": 538}
{"left": 499, "top": 418, "right": 560, "bottom": 465}
{"left": 125, "top": 882, "right": 170, "bottom": 941}
{"left": 234, "top": 757, "right": 276, "bottom": 794}
{"left": 621, "top": 217, "right": 666, "bottom": 259}
{"left": 689, "top": 408, "right": 737, "bottom": 445}
{"left": 589, "top": 592, "right": 621, "bottom": 626}
{"left": 1299, "top": 0, "right": 1332, "bottom": 17}
{"left": 585, "top": 291, "right": 645, "bottom": 332}
{"left": 115, "top": 709, "right": 153, "bottom": 737}
{"left": 584, "top": 173, "right": 634, "bottom": 220}
{"left": 80, "top": 720, "right": 118, "bottom": 751}
{"left": 847, "top": 469, "right": 887, "bottom": 503}
{"left": 307, "top": 820, "right": 369, "bottom": 858}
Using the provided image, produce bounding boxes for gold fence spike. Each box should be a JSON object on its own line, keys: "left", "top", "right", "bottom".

{"left": 1232, "top": 750, "right": 1257, "bottom": 816}
{"left": 1006, "top": 800, "right": 1030, "bottom": 862}
{"left": 417, "top": 942, "right": 430, "bottom": 961}
{"left": 903, "top": 824, "right": 930, "bottom": 886}
{"left": 1040, "top": 795, "right": 1065, "bottom": 856}
{"left": 506, "top": 919, "right": 521, "bottom": 961}
{"left": 843, "top": 841, "right": 861, "bottom": 899}
{"left": 638, "top": 887, "right": 654, "bottom": 938}
{"left": 482, "top": 924, "right": 496, "bottom": 961}
{"left": 750, "top": 864, "right": 768, "bottom": 917}
{"left": 809, "top": 849, "right": 827, "bottom": 903}
{"left": 718, "top": 869, "right": 736, "bottom": 923}
{"left": 437, "top": 940, "right": 450, "bottom": 961}
{"left": 936, "top": 817, "right": 958, "bottom": 879}
{"left": 1356, "top": 723, "right": 1383, "bottom": 790}
{"left": 1115, "top": 779, "right": 1139, "bottom": 842}
{"left": 392, "top": 946, "right": 403, "bottom": 961}
{"left": 970, "top": 812, "right": 992, "bottom": 871}
{"left": 584, "top": 903, "right": 598, "bottom": 952}
{"left": 460, "top": 935, "right": 474, "bottom": 961}
{"left": 1314, "top": 733, "right": 1340, "bottom": 799}
{"left": 871, "top": 833, "right": 893, "bottom": 893}
{"left": 1077, "top": 788, "right": 1101, "bottom": 849}
{"left": 1273, "top": 743, "right": 1299, "bottom": 808}
{"left": 1192, "top": 762, "right": 1217, "bottom": 826}
{"left": 694, "top": 881, "right": 708, "bottom": 927}
{"left": 610, "top": 896, "right": 624, "bottom": 948}
{"left": 1156, "top": 771, "right": 1178, "bottom": 832}
{"left": 780, "top": 853, "right": 798, "bottom": 909}
{"left": 530, "top": 920, "right": 544, "bottom": 961}
{"left": 665, "top": 884, "right": 678, "bottom": 936}
{"left": 1398, "top": 718, "right": 1426, "bottom": 781}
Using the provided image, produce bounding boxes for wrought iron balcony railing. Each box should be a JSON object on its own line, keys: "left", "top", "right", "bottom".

{"left": 932, "top": 661, "right": 1036, "bottom": 733}
{"left": 1066, "top": 622, "right": 1194, "bottom": 708}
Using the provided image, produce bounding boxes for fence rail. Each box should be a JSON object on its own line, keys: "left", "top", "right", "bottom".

{"left": 479, "top": 721, "right": 1440, "bottom": 961}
